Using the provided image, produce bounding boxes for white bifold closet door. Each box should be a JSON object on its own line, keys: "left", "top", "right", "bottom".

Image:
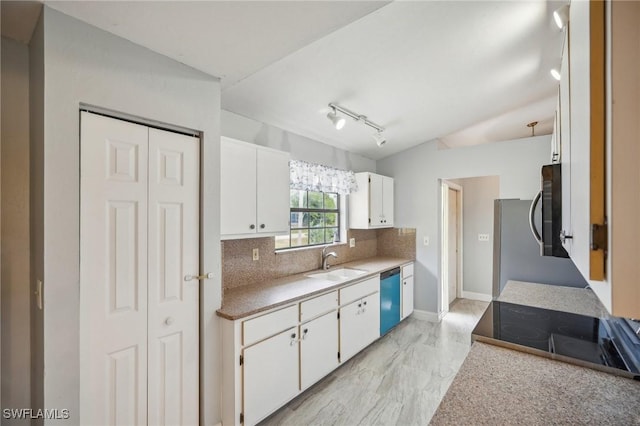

{"left": 80, "top": 111, "right": 199, "bottom": 425}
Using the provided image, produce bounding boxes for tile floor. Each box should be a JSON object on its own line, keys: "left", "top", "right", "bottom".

{"left": 260, "top": 298, "right": 489, "bottom": 426}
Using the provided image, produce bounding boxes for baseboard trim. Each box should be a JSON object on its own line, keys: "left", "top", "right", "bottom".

{"left": 411, "top": 309, "right": 445, "bottom": 322}
{"left": 462, "top": 291, "right": 492, "bottom": 302}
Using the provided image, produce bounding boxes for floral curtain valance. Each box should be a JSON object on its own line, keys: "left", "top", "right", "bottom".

{"left": 290, "top": 160, "right": 358, "bottom": 195}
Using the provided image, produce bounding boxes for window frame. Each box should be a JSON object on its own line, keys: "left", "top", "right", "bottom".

{"left": 276, "top": 189, "right": 341, "bottom": 250}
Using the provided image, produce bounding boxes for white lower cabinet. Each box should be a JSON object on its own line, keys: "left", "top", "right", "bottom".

{"left": 300, "top": 310, "right": 339, "bottom": 390}
{"left": 339, "top": 292, "right": 380, "bottom": 362}
{"left": 221, "top": 277, "right": 382, "bottom": 426}
{"left": 243, "top": 328, "right": 299, "bottom": 426}
{"left": 401, "top": 263, "right": 414, "bottom": 319}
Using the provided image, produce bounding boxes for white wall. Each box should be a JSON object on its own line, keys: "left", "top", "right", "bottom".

{"left": 377, "top": 135, "right": 551, "bottom": 314}
{"left": 222, "top": 110, "right": 376, "bottom": 172}
{"left": 1, "top": 36, "right": 32, "bottom": 420}
{"left": 450, "top": 176, "right": 499, "bottom": 296}
{"left": 37, "top": 7, "right": 222, "bottom": 424}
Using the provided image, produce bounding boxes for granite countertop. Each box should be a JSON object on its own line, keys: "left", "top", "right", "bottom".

{"left": 217, "top": 256, "right": 411, "bottom": 320}
{"left": 431, "top": 280, "right": 640, "bottom": 425}
{"left": 431, "top": 342, "right": 640, "bottom": 425}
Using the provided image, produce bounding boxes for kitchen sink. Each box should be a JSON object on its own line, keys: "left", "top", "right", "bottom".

{"left": 305, "top": 268, "right": 367, "bottom": 281}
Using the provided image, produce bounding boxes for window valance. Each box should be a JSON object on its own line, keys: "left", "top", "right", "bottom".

{"left": 289, "top": 160, "right": 358, "bottom": 195}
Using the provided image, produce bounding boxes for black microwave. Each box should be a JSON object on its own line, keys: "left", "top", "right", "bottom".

{"left": 529, "top": 164, "right": 569, "bottom": 258}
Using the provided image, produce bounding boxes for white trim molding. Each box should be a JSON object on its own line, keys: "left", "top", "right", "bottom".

{"left": 461, "top": 291, "right": 492, "bottom": 302}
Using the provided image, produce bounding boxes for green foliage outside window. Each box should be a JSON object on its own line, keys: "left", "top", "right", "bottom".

{"left": 275, "top": 190, "right": 340, "bottom": 249}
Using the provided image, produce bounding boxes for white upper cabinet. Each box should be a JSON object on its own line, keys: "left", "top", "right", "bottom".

{"left": 349, "top": 172, "right": 394, "bottom": 229}
{"left": 221, "top": 137, "right": 290, "bottom": 239}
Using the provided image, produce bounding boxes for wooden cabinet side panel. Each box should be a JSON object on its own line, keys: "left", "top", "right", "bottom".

{"left": 610, "top": 0, "right": 640, "bottom": 318}
{"left": 589, "top": 0, "right": 606, "bottom": 281}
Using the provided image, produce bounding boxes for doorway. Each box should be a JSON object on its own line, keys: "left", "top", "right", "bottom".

{"left": 440, "top": 180, "right": 463, "bottom": 313}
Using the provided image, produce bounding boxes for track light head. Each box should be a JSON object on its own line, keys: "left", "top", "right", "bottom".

{"left": 553, "top": 4, "right": 569, "bottom": 29}
{"left": 372, "top": 132, "right": 387, "bottom": 147}
{"left": 550, "top": 68, "right": 561, "bottom": 81}
{"left": 327, "top": 108, "right": 346, "bottom": 130}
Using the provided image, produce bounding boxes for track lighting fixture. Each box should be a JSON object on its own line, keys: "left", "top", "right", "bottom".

{"left": 327, "top": 103, "right": 387, "bottom": 147}
{"left": 327, "top": 107, "right": 346, "bottom": 130}
{"left": 372, "top": 132, "right": 387, "bottom": 147}
{"left": 550, "top": 68, "right": 561, "bottom": 81}
{"left": 553, "top": 4, "right": 569, "bottom": 29}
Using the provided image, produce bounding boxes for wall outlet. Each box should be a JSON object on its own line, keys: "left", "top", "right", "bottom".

{"left": 349, "top": 238, "right": 356, "bottom": 248}
{"left": 478, "top": 234, "right": 490, "bottom": 242}
{"left": 252, "top": 248, "right": 259, "bottom": 261}
{"left": 423, "top": 236, "right": 429, "bottom": 246}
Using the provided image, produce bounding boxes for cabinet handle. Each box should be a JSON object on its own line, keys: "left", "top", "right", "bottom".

{"left": 302, "top": 328, "right": 308, "bottom": 340}
{"left": 260, "top": 224, "right": 266, "bottom": 229}
{"left": 250, "top": 224, "right": 255, "bottom": 230}
{"left": 403, "top": 281, "right": 406, "bottom": 285}
{"left": 290, "top": 332, "right": 297, "bottom": 346}
{"left": 363, "top": 301, "right": 367, "bottom": 306}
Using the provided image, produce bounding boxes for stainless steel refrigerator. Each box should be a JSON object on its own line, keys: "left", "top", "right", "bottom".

{"left": 493, "top": 199, "right": 587, "bottom": 297}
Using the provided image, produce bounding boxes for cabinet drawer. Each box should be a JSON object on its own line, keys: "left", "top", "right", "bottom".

{"left": 340, "top": 276, "right": 379, "bottom": 305}
{"left": 300, "top": 291, "right": 338, "bottom": 322}
{"left": 243, "top": 305, "right": 298, "bottom": 347}
{"left": 402, "top": 263, "right": 414, "bottom": 278}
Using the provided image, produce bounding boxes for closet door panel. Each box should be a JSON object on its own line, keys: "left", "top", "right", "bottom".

{"left": 80, "top": 111, "right": 149, "bottom": 425}
{"left": 147, "top": 127, "right": 200, "bottom": 426}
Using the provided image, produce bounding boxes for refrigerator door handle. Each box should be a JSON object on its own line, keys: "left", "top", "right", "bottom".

{"left": 529, "top": 191, "right": 543, "bottom": 245}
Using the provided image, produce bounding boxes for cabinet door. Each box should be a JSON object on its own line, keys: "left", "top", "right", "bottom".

{"left": 339, "top": 299, "right": 365, "bottom": 362}
{"left": 300, "top": 311, "right": 339, "bottom": 390}
{"left": 256, "top": 148, "right": 290, "bottom": 234}
{"left": 243, "top": 328, "right": 299, "bottom": 426}
{"left": 369, "top": 174, "right": 385, "bottom": 227}
{"left": 221, "top": 139, "right": 257, "bottom": 236}
{"left": 339, "top": 293, "right": 380, "bottom": 362}
{"left": 360, "top": 292, "right": 380, "bottom": 348}
{"left": 382, "top": 176, "right": 394, "bottom": 227}
{"left": 401, "top": 275, "right": 414, "bottom": 319}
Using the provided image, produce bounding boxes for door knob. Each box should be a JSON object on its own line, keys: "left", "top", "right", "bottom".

{"left": 165, "top": 317, "right": 174, "bottom": 326}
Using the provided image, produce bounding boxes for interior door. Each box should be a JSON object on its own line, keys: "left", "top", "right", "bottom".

{"left": 448, "top": 188, "right": 458, "bottom": 305}
{"left": 80, "top": 111, "right": 199, "bottom": 425}
{"left": 147, "top": 128, "right": 200, "bottom": 425}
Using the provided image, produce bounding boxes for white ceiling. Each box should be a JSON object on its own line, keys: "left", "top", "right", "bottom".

{"left": 9, "top": 1, "right": 565, "bottom": 161}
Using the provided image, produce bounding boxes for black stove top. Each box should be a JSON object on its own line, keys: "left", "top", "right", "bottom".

{"left": 473, "top": 301, "right": 640, "bottom": 379}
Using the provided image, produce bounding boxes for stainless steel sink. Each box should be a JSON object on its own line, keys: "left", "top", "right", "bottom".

{"left": 305, "top": 268, "right": 367, "bottom": 281}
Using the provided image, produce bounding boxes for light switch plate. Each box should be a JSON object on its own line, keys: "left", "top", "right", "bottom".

{"left": 478, "top": 234, "right": 490, "bottom": 242}
{"left": 423, "top": 236, "right": 430, "bottom": 246}
{"left": 252, "top": 248, "right": 259, "bottom": 261}
{"left": 349, "top": 238, "right": 356, "bottom": 248}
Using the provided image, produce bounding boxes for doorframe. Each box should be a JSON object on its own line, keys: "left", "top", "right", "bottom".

{"left": 440, "top": 180, "right": 463, "bottom": 315}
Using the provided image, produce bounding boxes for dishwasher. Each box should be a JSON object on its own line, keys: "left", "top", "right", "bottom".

{"left": 380, "top": 267, "right": 401, "bottom": 336}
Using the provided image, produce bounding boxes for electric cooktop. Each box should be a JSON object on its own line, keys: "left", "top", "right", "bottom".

{"left": 472, "top": 301, "right": 640, "bottom": 379}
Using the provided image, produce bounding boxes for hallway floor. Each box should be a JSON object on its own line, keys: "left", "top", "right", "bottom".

{"left": 260, "top": 299, "right": 489, "bottom": 426}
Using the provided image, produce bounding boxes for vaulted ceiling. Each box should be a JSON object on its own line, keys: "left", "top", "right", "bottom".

{"left": 4, "top": 1, "right": 565, "bottom": 160}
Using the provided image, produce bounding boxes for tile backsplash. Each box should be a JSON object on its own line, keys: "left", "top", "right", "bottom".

{"left": 222, "top": 228, "right": 416, "bottom": 291}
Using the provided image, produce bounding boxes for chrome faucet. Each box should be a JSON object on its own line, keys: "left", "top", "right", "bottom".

{"left": 321, "top": 246, "right": 338, "bottom": 270}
